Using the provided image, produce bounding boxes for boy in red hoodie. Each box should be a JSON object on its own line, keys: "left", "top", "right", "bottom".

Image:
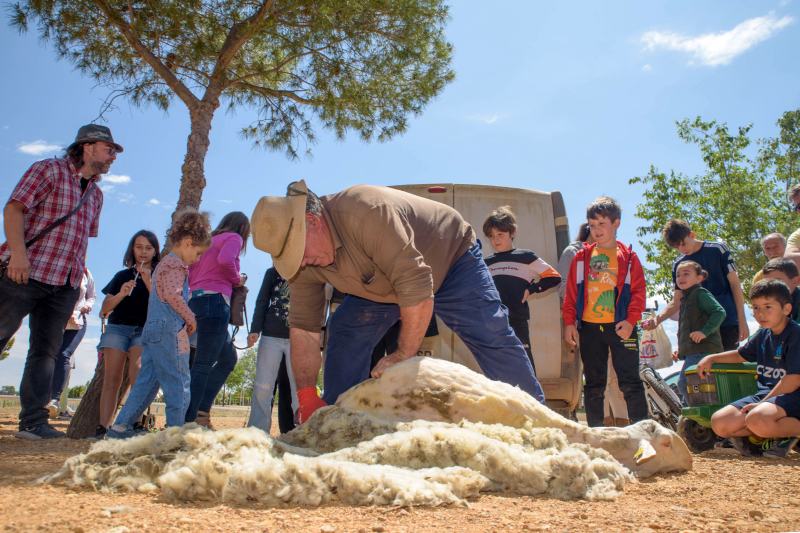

{"left": 563, "top": 196, "right": 648, "bottom": 427}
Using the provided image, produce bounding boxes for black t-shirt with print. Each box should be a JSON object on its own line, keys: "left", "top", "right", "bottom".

{"left": 102, "top": 267, "right": 150, "bottom": 327}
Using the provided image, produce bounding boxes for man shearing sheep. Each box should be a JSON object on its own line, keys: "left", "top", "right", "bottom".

{"left": 251, "top": 181, "right": 545, "bottom": 423}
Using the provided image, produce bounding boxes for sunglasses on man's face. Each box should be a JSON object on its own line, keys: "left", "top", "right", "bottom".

{"left": 92, "top": 142, "right": 118, "bottom": 156}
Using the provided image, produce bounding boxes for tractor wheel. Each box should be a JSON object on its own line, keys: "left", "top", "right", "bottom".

{"left": 678, "top": 416, "right": 716, "bottom": 453}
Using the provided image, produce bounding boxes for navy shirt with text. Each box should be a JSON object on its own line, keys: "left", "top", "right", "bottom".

{"left": 738, "top": 320, "right": 800, "bottom": 390}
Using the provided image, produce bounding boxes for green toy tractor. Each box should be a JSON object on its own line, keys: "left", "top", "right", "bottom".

{"left": 677, "top": 362, "right": 758, "bottom": 452}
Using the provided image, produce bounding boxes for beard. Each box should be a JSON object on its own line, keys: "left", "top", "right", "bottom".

{"left": 89, "top": 160, "right": 112, "bottom": 176}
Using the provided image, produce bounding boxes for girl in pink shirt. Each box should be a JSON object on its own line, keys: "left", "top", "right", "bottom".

{"left": 185, "top": 211, "right": 250, "bottom": 427}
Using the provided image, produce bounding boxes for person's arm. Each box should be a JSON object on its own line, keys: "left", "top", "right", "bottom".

{"left": 525, "top": 255, "right": 561, "bottom": 300}
{"left": 99, "top": 273, "right": 135, "bottom": 317}
{"left": 3, "top": 201, "right": 30, "bottom": 284}
{"left": 81, "top": 271, "right": 96, "bottom": 315}
{"left": 88, "top": 186, "right": 102, "bottom": 238}
{"left": 696, "top": 290, "right": 726, "bottom": 338}
{"left": 556, "top": 246, "right": 578, "bottom": 299}
{"left": 726, "top": 270, "right": 749, "bottom": 341}
{"left": 616, "top": 251, "right": 646, "bottom": 339}
{"left": 290, "top": 326, "right": 327, "bottom": 422}
{"left": 248, "top": 269, "right": 276, "bottom": 347}
{"left": 371, "top": 297, "right": 434, "bottom": 378}
{"left": 643, "top": 289, "right": 683, "bottom": 330}
{"left": 696, "top": 349, "right": 746, "bottom": 378}
{"left": 759, "top": 374, "right": 800, "bottom": 403}
{"left": 562, "top": 254, "right": 579, "bottom": 346}
{"left": 217, "top": 233, "right": 243, "bottom": 286}
{"left": 156, "top": 259, "right": 196, "bottom": 333}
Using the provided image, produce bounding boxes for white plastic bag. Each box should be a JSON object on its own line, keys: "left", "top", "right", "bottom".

{"left": 640, "top": 322, "right": 673, "bottom": 369}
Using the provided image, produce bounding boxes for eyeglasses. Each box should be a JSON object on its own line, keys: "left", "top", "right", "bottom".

{"left": 93, "top": 142, "right": 118, "bottom": 156}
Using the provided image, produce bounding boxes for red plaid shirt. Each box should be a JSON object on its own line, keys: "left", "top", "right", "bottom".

{"left": 0, "top": 158, "right": 103, "bottom": 287}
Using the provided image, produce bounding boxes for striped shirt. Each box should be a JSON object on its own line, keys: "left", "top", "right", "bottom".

{"left": 0, "top": 158, "right": 103, "bottom": 287}
{"left": 485, "top": 248, "right": 561, "bottom": 321}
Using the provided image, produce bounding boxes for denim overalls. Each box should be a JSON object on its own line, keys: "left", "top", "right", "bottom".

{"left": 112, "top": 254, "right": 191, "bottom": 431}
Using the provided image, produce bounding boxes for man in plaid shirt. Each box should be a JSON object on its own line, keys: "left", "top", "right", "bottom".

{"left": 0, "top": 124, "right": 121, "bottom": 440}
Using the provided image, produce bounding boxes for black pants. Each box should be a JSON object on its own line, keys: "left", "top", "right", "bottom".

{"left": 0, "top": 277, "right": 79, "bottom": 429}
{"left": 509, "top": 316, "right": 536, "bottom": 375}
{"left": 274, "top": 354, "right": 295, "bottom": 434}
{"left": 720, "top": 325, "right": 740, "bottom": 351}
{"left": 579, "top": 322, "right": 648, "bottom": 427}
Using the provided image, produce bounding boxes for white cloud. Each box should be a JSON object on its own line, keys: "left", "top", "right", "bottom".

{"left": 99, "top": 183, "right": 115, "bottom": 192}
{"left": 103, "top": 174, "right": 131, "bottom": 184}
{"left": 147, "top": 198, "right": 161, "bottom": 206}
{"left": 116, "top": 193, "right": 135, "bottom": 204}
{"left": 219, "top": 199, "right": 233, "bottom": 204}
{"left": 466, "top": 113, "right": 505, "bottom": 125}
{"left": 17, "top": 140, "right": 63, "bottom": 156}
{"left": 641, "top": 63, "right": 653, "bottom": 73}
{"left": 641, "top": 14, "right": 794, "bottom": 66}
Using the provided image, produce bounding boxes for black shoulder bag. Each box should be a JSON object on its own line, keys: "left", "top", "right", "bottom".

{"left": 0, "top": 191, "right": 91, "bottom": 280}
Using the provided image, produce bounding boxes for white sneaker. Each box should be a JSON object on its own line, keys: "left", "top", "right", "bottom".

{"left": 46, "top": 399, "right": 60, "bottom": 420}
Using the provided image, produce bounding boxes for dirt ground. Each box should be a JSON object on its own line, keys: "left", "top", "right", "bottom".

{"left": 1, "top": 407, "right": 799, "bottom": 533}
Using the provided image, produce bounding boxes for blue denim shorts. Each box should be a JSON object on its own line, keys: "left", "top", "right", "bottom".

{"left": 98, "top": 323, "right": 144, "bottom": 352}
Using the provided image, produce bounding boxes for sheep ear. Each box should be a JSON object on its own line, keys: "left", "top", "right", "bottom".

{"left": 634, "top": 439, "right": 657, "bottom": 464}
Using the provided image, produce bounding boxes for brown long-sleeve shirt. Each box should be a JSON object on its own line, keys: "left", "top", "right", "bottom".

{"left": 289, "top": 185, "right": 475, "bottom": 332}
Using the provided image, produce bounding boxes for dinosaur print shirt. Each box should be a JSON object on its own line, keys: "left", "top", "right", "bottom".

{"left": 582, "top": 246, "right": 618, "bottom": 323}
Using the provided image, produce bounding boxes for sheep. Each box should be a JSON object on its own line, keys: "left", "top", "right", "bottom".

{"left": 290, "top": 356, "right": 692, "bottom": 478}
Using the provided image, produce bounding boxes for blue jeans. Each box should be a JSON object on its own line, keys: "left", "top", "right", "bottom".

{"left": 50, "top": 319, "right": 87, "bottom": 401}
{"left": 678, "top": 353, "right": 705, "bottom": 405}
{"left": 248, "top": 336, "right": 298, "bottom": 433}
{"left": 186, "top": 293, "right": 237, "bottom": 421}
{"left": 322, "top": 243, "right": 545, "bottom": 404}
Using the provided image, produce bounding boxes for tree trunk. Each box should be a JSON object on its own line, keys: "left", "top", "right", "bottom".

{"left": 173, "top": 102, "right": 218, "bottom": 219}
{"left": 66, "top": 357, "right": 130, "bottom": 439}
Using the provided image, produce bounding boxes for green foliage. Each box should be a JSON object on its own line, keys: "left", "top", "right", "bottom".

{"left": 0, "top": 385, "right": 17, "bottom": 395}
{"left": 10, "top": 0, "right": 454, "bottom": 159}
{"left": 217, "top": 347, "right": 257, "bottom": 405}
{"left": 630, "top": 112, "right": 799, "bottom": 299}
{"left": 68, "top": 383, "right": 87, "bottom": 398}
{"left": 0, "top": 336, "right": 14, "bottom": 361}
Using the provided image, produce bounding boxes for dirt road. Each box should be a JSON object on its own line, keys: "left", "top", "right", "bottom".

{"left": 1, "top": 407, "right": 798, "bottom": 532}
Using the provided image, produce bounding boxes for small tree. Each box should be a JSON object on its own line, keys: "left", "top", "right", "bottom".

{"left": 0, "top": 336, "right": 14, "bottom": 362}
{"left": 11, "top": 1, "right": 455, "bottom": 219}
{"left": 218, "top": 347, "right": 257, "bottom": 405}
{"left": 0, "top": 385, "right": 16, "bottom": 395}
{"left": 68, "top": 383, "right": 87, "bottom": 398}
{"left": 630, "top": 115, "right": 797, "bottom": 299}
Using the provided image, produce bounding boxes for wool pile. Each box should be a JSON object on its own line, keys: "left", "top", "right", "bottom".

{"left": 45, "top": 413, "right": 631, "bottom": 505}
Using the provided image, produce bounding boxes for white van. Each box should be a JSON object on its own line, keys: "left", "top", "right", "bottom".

{"left": 391, "top": 184, "right": 581, "bottom": 417}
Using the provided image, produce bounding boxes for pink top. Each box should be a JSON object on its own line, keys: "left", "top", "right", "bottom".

{"left": 188, "top": 232, "right": 242, "bottom": 297}
{"left": 156, "top": 253, "right": 194, "bottom": 354}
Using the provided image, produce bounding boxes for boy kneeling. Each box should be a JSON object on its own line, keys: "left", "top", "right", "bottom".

{"left": 697, "top": 280, "right": 800, "bottom": 457}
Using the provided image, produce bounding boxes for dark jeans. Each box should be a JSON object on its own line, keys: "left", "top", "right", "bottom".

{"left": 509, "top": 316, "right": 536, "bottom": 375}
{"left": 50, "top": 321, "right": 87, "bottom": 401}
{"left": 186, "top": 294, "right": 237, "bottom": 421}
{"left": 323, "top": 243, "right": 545, "bottom": 404}
{"left": 720, "top": 325, "right": 740, "bottom": 351}
{"left": 275, "top": 354, "right": 295, "bottom": 434}
{"left": 0, "top": 277, "right": 79, "bottom": 429}
{"left": 579, "top": 322, "right": 648, "bottom": 427}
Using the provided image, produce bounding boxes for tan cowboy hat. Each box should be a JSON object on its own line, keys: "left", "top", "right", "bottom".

{"left": 251, "top": 180, "right": 308, "bottom": 280}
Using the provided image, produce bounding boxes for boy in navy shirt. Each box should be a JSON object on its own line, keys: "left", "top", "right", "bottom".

{"left": 483, "top": 206, "right": 561, "bottom": 373}
{"left": 697, "top": 280, "right": 800, "bottom": 457}
{"left": 643, "top": 220, "right": 748, "bottom": 350}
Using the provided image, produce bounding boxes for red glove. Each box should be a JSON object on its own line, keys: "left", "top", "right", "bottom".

{"left": 297, "top": 387, "right": 327, "bottom": 423}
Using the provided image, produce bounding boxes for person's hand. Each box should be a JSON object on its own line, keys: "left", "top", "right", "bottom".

{"left": 247, "top": 332, "right": 259, "bottom": 348}
{"left": 185, "top": 316, "right": 197, "bottom": 335}
{"left": 689, "top": 331, "right": 707, "bottom": 343}
{"left": 118, "top": 280, "right": 135, "bottom": 297}
{"left": 79, "top": 305, "right": 92, "bottom": 314}
{"left": 641, "top": 317, "right": 658, "bottom": 331}
{"left": 672, "top": 350, "right": 679, "bottom": 362}
{"left": 739, "top": 321, "right": 750, "bottom": 342}
{"left": 740, "top": 402, "right": 760, "bottom": 414}
{"left": 615, "top": 320, "right": 634, "bottom": 340}
{"left": 7, "top": 251, "right": 31, "bottom": 284}
{"left": 521, "top": 289, "right": 530, "bottom": 303}
{"left": 237, "top": 274, "right": 247, "bottom": 287}
{"left": 297, "top": 387, "right": 327, "bottom": 423}
{"left": 136, "top": 264, "right": 152, "bottom": 285}
{"left": 696, "top": 356, "right": 713, "bottom": 378}
{"left": 564, "top": 324, "right": 579, "bottom": 347}
{"left": 371, "top": 352, "right": 409, "bottom": 378}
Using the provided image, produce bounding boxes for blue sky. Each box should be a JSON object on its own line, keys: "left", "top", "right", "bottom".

{"left": 1, "top": 1, "right": 798, "bottom": 388}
